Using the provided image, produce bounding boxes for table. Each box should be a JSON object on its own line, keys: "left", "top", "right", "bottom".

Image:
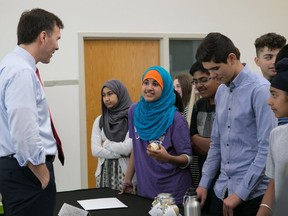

{"left": 54, "top": 187, "right": 155, "bottom": 216}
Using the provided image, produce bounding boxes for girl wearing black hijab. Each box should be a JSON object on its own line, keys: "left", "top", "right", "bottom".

{"left": 91, "top": 80, "right": 134, "bottom": 190}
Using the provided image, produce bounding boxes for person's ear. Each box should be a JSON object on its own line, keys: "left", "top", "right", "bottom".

{"left": 254, "top": 56, "right": 260, "bottom": 66}
{"left": 39, "top": 31, "right": 47, "bottom": 43}
{"left": 227, "top": 53, "right": 237, "bottom": 65}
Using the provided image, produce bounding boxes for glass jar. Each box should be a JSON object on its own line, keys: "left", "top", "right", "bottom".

{"left": 152, "top": 193, "right": 172, "bottom": 207}
{"left": 152, "top": 193, "right": 179, "bottom": 216}
{"left": 162, "top": 197, "right": 179, "bottom": 216}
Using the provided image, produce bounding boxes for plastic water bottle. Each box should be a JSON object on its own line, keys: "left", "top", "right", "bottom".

{"left": 183, "top": 187, "right": 201, "bottom": 216}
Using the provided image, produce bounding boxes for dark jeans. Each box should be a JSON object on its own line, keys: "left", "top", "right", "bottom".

{"left": 0, "top": 157, "right": 56, "bottom": 216}
{"left": 209, "top": 190, "right": 263, "bottom": 216}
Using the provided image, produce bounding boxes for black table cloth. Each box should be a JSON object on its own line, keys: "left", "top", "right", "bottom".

{"left": 54, "top": 187, "right": 154, "bottom": 216}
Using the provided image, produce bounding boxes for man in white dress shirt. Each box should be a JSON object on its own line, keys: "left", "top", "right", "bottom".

{"left": 0, "top": 8, "right": 64, "bottom": 216}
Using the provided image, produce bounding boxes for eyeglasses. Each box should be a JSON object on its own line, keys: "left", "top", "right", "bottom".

{"left": 191, "top": 77, "right": 216, "bottom": 85}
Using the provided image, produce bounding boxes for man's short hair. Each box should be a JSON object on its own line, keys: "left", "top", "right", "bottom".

{"left": 254, "top": 33, "right": 286, "bottom": 56}
{"left": 196, "top": 32, "right": 240, "bottom": 64}
{"left": 189, "top": 61, "right": 209, "bottom": 76}
{"left": 17, "top": 8, "right": 64, "bottom": 45}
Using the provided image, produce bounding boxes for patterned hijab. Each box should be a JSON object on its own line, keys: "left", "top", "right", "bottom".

{"left": 99, "top": 80, "right": 132, "bottom": 142}
{"left": 134, "top": 66, "right": 176, "bottom": 141}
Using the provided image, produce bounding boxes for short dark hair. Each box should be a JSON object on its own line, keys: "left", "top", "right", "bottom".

{"left": 17, "top": 8, "right": 64, "bottom": 45}
{"left": 254, "top": 33, "right": 286, "bottom": 56}
{"left": 196, "top": 32, "right": 240, "bottom": 63}
{"left": 189, "top": 61, "right": 209, "bottom": 76}
{"left": 276, "top": 44, "right": 288, "bottom": 65}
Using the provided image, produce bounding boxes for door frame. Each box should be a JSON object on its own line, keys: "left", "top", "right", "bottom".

{"left": 78, "top": 32, "right": 206, "bottom": 188}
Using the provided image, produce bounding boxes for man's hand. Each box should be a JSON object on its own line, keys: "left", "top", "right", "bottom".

{"left": 196, "top": 187, "right": 207, "bottom": 208}
{"left": 223, "top": 193, "right": 243, "bottom": 216}
{"left": 27, "top": 162, "right": 50, "bottom": 189}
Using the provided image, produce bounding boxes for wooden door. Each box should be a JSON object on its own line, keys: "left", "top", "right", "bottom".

{"left": 84, "top": 39, "right": 160, "bottom": 188}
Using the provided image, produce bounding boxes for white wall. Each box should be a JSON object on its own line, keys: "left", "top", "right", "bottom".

{"left": 1, "top": 0, "right": 288, "bottom": 191}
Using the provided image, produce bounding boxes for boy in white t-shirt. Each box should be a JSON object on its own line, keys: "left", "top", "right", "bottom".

{"left": 256, "top": 57, "right": 288, "bottom": 216}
